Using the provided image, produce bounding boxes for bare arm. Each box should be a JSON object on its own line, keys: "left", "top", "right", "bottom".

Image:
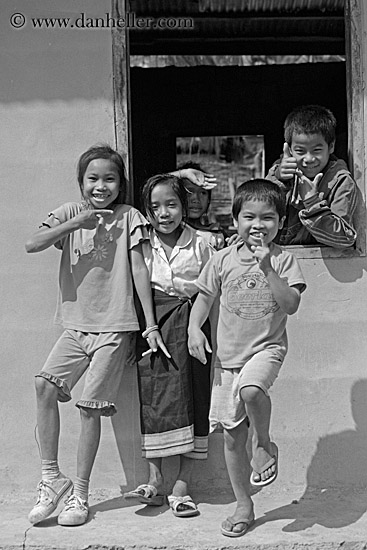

{"left": 263, "top": 269, "right": 301, "bottom": 315}
{"left": 130, "top": 243, "right": 170, "bottom": 357}
{"left": 170, "top": 168, "right": 217, "bottom": 189}
{"left": 187, "top": 292, "right": 215, "bottom": 364}
{"left": 25, "top": 209, "right": 113, "bottom": 253}
{"left": 252, "top": 237, "right": 301, "bottom": 315}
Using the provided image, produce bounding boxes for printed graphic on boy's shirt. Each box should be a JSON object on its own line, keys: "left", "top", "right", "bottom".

{"left": 226, "top": 272, "right": 279, "bottom": 320}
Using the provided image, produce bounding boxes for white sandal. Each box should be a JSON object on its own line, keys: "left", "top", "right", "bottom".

{"left": 167, "top": 495, "right": 199, "bottom": 517}
{"left": 124, "top": 484, "right": 165, "bottom": 506}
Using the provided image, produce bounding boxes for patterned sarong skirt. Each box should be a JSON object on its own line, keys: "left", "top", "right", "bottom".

{"left": 136, "top": 290, "right": 211, "bottom": 460}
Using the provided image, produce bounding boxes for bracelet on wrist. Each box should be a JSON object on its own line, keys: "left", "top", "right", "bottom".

{"left": 142, "top": 325, "right": 159, "bottom": 339}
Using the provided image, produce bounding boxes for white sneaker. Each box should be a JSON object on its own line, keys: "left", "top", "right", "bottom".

{"left": 28, "top": 476, "right": 73, "bottom": 524}
{"left": 58, "top": 494, "right": 89, "bottom": 526}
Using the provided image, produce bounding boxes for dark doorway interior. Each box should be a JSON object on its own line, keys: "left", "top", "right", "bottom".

{"left": 131, "top": 62, "right": 346, "bottom": 210}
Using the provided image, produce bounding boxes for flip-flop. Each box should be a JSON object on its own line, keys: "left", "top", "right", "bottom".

{"left": 221, "top": 515, "right": 255, "bottom": 537}
{"left": 167, "top": 495, "right": 199, "bottom": 517}
{"left": 124, "top": 484, "right": 165, "bottom": 506}
{"left": 250, "top": 442, "right": 278, "bottom": 487}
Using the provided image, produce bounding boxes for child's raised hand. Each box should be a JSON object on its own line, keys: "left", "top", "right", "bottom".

{"left": 142, "top": 330, "right": 171, "bottom": 359}
{"left": 188, "top": 330, "right": 212, "bottom": 365}
{"left": 226, "top": 233, "right": 242, "bottom": 246}
{"left": 279, "top": 143, "right": 302, "bottom": 181}
{"left": 251, "top": 234, "right": 272, "bottom": 273}
{"left": 180, "top": 168, "right": 217, "bottom": 190}
{"left": 298, "top": 172, "right": 323, "bottom": 201}
{"left": 74, "top": 209, "right": 113, "bottom": 230}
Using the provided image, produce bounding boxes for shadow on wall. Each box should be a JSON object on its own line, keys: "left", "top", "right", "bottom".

{"left": 258, "top": 379, "right": 367, "bottom": 532}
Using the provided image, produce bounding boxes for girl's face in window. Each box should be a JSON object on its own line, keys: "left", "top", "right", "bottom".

{"left": 290, "top": 132, "right": 334, "bottom": 180}
{"left": 184, "top": 180, "right": 210, "bottom": 220}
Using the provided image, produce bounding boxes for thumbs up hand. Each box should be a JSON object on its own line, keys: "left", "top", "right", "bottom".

{"left": 279, "top": 143, "right": 302, "bottom": 181}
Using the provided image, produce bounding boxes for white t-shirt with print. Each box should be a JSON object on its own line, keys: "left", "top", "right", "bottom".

{"left": 196, "top": 242, "right": 306, "bottom": 368}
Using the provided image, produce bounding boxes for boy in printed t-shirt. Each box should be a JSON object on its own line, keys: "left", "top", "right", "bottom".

{"left": 188, "top": 179, "right": 306, "bottom": 538}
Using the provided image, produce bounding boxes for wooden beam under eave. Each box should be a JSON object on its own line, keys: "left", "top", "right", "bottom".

{"left": 112, "top": 0, "right": 134, "bottom": 205}
{"left": 129, "top": 36, "right": 345, "bottom": 56}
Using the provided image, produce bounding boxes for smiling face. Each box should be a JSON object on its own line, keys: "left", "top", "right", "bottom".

{"left": 81, "top": 159, "right": 120, "bottom": 209}
{"left": 147, "top": 183, "right": 183, "bottom": 238}
{"left": 290, "top": 132, "right": 334, "bottom": 179}
{"left": 234, "top": 199, "right": 284, "bottom": 249}
{"left": 184, "top": 180, "right": 210, "bottom": 221}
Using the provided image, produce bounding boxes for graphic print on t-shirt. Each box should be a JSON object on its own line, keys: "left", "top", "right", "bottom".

{"left": 74, "top": 228, "right": 115, "bottom": 263}
{"left": 226, "top": 272, "right": 279, "bottom": 320}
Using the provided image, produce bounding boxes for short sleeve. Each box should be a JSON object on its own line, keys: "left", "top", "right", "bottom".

{"left": 39, "top": 203, "right": 74, "bottom": 250}
{"left": 274, "top": 249, "right": 307, "bottom": 294}
{"left": 196, "top": 254, "right": 221, "bottom": 297}
{"left": 128, "top": 208, "right": 150, "bottom": 250}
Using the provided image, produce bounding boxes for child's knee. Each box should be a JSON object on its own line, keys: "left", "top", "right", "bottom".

{"left": 240, "top": 385, "right": 265, "bottom": 405}
{"left": 35, "top": 375, "right": 58, "bottom": 400}
{"left": 78, "top": 406, "right": 102, "bottom": 421}
{"left": 223, "top": 423, "right": 248, "bottom": 451}
{"left": 223, "top": 429, "right": 237, "bottom": 451}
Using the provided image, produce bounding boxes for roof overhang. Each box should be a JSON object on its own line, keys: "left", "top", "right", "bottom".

{"left": 128, "top": 0, "right": 345, "bottom": 55}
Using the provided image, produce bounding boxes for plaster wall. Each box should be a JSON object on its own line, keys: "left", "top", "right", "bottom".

{"left": 1, "top": 0, "right": 367, "bottom": 505}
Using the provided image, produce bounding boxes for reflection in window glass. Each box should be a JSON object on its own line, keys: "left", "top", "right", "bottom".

{"left": 177, "top": 135, "right": 265, "bottom": 233}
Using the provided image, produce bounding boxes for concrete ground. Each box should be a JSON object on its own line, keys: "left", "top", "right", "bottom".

{"left": 2, "top": 484, "right": 367, "bottom": 550}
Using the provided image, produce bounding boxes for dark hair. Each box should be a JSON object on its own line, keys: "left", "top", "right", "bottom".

{"left": 232, "top": 179, "right": 286, "bottom": 220}
{"left": 284, "top": 104, "right": 336, "bottom": 146}
{"left": 77, "top": 144, "right": 127, "bottom": 205}
{"left": 141, "top": 173, "right": 188, "bottom": 220}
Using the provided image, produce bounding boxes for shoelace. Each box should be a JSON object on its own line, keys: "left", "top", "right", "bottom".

{"left": 64, "top": 495, "right": 86, "bottom": 510}
{"left": 36, "top": 480, "right": 52, "bottom": 503}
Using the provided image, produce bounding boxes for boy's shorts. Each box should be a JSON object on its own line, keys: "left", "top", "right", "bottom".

{"left": 209, "top": 348, "right": 283, "bottom": 432}
{"left": 36, "top": 329, "right": 133, "bottom": 416}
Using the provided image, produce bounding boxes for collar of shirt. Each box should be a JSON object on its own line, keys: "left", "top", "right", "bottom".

{"left": 149, "top": 223, "right": 194, "bottom": 258}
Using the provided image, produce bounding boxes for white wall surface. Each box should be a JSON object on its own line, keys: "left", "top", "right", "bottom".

{"left": 1, "top": 0, "right": 367, "bottom": 504}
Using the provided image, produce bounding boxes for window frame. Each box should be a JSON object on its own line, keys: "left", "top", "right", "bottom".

{"left": 285, "top": 0, "right": 366, "bottom": 260}
{"left": 111, "top": 0, "right": 366, "bottom": 257}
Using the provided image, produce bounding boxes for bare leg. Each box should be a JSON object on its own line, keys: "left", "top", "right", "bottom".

{"left": 240, "top": 385, "right": 275, "bottom": 483}
{"left": 124, "top": 457, "right": 164, "bottom": 503}
{"left": 28, "top": 378, "right": 72, "bottom": 525}
{"left": 35, "top": 377, "right": 60, "bottom": 460}
{"left": 56, "top": 407, "right": 98, "bottom": 526}
{"left": 172, "top": 455, "right": 194, "bottom": 497}
{"left": 169, "top": 456, "right": 198, "bottom": 515}
{"left": 76, "top": 407, "right": 102, "bottom": 482}
{"left": 222, "top": 420, "right": 254, "bottom": 535}
{"left": 146, "top": 457, "right": 164, "bottom": 494}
